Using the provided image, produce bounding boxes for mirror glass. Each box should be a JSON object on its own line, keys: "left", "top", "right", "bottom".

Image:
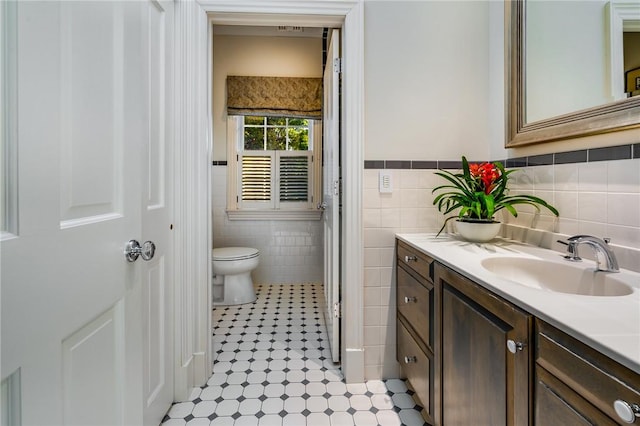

{"left": 506, "top": 0, "right": 640, "bottom": 147}
{"left": 526, "top": 1, "right": 618, "bottom": 122}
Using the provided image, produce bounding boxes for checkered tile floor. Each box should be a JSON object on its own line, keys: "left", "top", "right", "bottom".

{"left": 161, "top": 283, "right": 427, "bottom": 426}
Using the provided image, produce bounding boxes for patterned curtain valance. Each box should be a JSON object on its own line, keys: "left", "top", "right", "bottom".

{"left": 226, "top": 76, "right": 322, "bottom": 119}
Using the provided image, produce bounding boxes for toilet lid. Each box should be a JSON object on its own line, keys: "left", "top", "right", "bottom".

{"left": 212, "top": 247, "right": 259, "bottom": 261}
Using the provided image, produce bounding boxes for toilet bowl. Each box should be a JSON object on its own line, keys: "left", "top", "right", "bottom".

{"left": 212, "top": 247, "right": 259, "bottom": 305}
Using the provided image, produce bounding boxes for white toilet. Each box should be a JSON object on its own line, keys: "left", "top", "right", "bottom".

{"left": 212, "top": 247, "right": 259, "bottom": 305}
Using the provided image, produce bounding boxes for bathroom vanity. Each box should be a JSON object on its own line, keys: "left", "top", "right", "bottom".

{"left": 396, "top": 235, "right": 640, "bottom": 425}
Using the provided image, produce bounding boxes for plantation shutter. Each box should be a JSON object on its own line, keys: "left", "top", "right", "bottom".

{"left": 241, "top": 154, "right": 272, "bottom": 202}
{"left": 279, "top": 155, "right": 310, "bottom": 202}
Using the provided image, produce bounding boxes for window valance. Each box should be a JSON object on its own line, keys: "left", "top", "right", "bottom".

{"left": 226, "top": 76, "right": 322, "bottom": 119}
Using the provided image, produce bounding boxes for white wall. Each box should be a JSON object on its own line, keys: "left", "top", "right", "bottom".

{"left": 364, "top": 1, "right": 491, "bottom": 162}
{"left": 211, "top": 33, "right": 323, "bottom": 284}
{"left": 362, "top": 0, "right": 495, "bottom": 379}
{"left": 361, "top": 0, "right": 640, "bottom": 381}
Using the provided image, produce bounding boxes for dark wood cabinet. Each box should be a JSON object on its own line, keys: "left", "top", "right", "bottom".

{"left": 535, "top": 364, "right": 615, "bottom": 425}
{"left": 536, "top": 320, "right": 640, "bottom": 425}
{"left": 435, "top": 262, "right": 532, "bottom": 426}
{"left": 396, "top": 238, "right": 640, "bottom": 426}
{"left": 396, "top": 240, "right": 436, "bottom": 424}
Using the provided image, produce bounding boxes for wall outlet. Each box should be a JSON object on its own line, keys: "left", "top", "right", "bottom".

{"left": 379, "top": 170, "right": 393, "bottom": 193}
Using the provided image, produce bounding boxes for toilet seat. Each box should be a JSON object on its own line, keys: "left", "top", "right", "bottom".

{"left": 212, "top": 247, "right": 259, "bottom": 261}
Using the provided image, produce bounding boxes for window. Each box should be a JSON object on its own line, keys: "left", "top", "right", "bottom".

{"left": 227, "top": 116, "right": 322, "bottom": 220}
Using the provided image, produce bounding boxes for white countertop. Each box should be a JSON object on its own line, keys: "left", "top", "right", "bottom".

{"left": 396, "top": 233, "right": 640, "bottom": 374}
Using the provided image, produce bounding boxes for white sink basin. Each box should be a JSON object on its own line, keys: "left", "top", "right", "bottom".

{"left": 480, "top": 257, "right": 634, "bottom": 297}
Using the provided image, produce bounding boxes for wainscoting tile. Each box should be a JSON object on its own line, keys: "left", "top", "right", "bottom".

{"left": 577, "top": 192, "right": 608, "bottom": 223}
{"left": 578, "top": 162, "right": 608, "bottom": 192}
{"left": 608, "top": 159, "right": 640, "bottom": 193}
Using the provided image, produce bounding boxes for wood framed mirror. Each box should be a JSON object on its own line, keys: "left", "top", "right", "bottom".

{"left": 506, "top": 0, "right": 640, "bottom": 147}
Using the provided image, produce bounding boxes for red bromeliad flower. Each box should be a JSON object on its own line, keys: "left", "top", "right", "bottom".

{"left": 469, "top": 162, "right": 501, "bottom": 194}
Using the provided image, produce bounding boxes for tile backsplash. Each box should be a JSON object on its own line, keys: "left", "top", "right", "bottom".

{"left": 362, "top": 157, "right": 640, "bottom": 380}
{"left": 211, "top": 166, "right": 323, "bottom": 284}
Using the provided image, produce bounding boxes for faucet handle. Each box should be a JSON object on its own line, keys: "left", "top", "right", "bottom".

{"left": 558, "top": 239, "right": 581, "bottom": 261}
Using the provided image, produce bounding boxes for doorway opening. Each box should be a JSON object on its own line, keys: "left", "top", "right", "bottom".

{"left": 194, "top": 2, "right": 365, "bottom": 390}
{"left": 209, "top": 20, "right": 342, "bottom": 367}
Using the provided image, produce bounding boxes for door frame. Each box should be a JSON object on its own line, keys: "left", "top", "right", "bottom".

{"left": 173, "top": 0, "right": 365, "bottom": 392}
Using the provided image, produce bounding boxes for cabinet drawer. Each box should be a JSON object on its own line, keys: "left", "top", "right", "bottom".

{"left": 397, "top": 264, "right": 432, "bottom": 348}
{"left": 535, "top": 365, "right": 615, "bottom": 425}
{"left": 536, "top": 320, "right": 640, "bottom": 423}
{"left": 397, "top": 319, "right": 431, "bottom": 417}
{"left": 397, "top": 241, "right": 434, "bottom": 282}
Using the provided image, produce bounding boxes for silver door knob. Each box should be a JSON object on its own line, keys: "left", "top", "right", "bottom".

{"left": 614, "top": 400, "right": 640, "bottom": 423}
{"left": 507, "top": 339, "right": 525, "bottom": 354}
{"left": 404, "top": 356, "right": 417, "bottom": 364}
{"left": 124, "top": 240, "right": 156, "bottom": 262}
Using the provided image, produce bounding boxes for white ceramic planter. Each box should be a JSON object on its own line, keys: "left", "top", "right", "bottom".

{"left": 456, "top": 220, "right": 502, "bottom": 243}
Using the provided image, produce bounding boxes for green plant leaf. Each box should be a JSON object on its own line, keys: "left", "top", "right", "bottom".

{"left": 433, "top": 157, "right": 558, "bottom": 237}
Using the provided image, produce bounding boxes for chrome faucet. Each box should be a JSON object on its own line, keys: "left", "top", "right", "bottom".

{"left": 558, "top": 235, "right": 619, "bottom": 272}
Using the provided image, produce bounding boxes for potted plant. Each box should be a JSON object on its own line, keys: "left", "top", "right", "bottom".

{"left": 432, "top": 156, "right": 559, "bottom": 242}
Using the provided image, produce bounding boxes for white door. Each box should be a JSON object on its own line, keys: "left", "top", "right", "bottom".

{"left": 322, "top": 29, "right": 341, "bottom": 363}
{"left": 0, "top": 2, "right": 170, "bottom": 424}
{"left": 141, "top": 0, "right": 174, "bottom": 424}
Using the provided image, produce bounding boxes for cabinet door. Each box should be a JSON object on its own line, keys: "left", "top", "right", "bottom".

{"left": 436, "top": 263, "right": 532, "bottom": 426}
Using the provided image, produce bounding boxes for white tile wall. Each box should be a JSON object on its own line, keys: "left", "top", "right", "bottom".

{"left": 212, "top": 166, "right": 323, "bottom": 284}
{"left": 362, "top": 159, "right": 640, "bottom": 380}
{"left": 362, "top": 169, "right": 444, "bottom": 380}
{"left": 504, "top": 159, "right": 640, "bottom": 251}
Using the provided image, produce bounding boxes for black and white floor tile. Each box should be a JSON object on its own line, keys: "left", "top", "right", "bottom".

{"left": 161, "top": 283, "right": 427, "bottom": 426}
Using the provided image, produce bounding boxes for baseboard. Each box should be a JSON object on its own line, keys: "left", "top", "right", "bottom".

{"left": 174, "top": 357, "right": 194, "bottom": 402}
{"left": 192, "top": 351, "right": 209, "bottom": 388}
{"left": 343, "top": 348, "right": 365, "bottom": 384}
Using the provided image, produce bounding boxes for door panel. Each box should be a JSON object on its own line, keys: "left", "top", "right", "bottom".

{"left": 141, "top": 0, "right": 174, "bottom": 423}
{"left": 436, "top": 263, "right": 532, "bottom": 425}
{"left": 143, "top": 258, "right": 166, "bottom": 404}
{"left": 442, "top": 285, "right": 507, "bottom": 425}
{"left": 59, "top": 1, "right": 124, "bottom": 226}
{"left": 62, "top": 303, "right": 125, "bottom": 426}
{"left": 1, "top": 2, "right": 148, "bottom": 424}
{"left": 322, "top": 28, "right": 341, "bottom": 363}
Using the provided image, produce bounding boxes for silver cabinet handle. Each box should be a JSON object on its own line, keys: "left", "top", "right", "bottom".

{"left": 124, "top": 240, "right": 156, "bottom": 262}
{"left": 404, "top": 356, "right": 417, "bottom": 364}
{"left": 614, "top": 400, "right": 640, "bottom": 423}
{"left": 404, "top": 255, "right": 417, "bottom": 263}
{"left": 404, "top": 296, "right": 416, "bottom": 303}
{"left": 506, "top": 339, "right": 525, "bottom": 354}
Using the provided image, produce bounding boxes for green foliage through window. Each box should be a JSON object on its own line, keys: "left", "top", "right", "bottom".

{"left": 243, "top": 116, "right": 309, "bottom": 151}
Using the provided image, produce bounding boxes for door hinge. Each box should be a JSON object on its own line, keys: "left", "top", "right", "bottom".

{"left": 333, "top": 58, "right": 342, "bottom": 74}
{"left": 333, "top": 302, "right": 341, "bottom": 318}
{"left": 333, "top": 180, "right": 339, "bottom": 196}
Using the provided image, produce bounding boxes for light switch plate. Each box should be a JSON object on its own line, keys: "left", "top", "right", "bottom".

{"left": 379, "top": 170, "right": 393, "bottom": 193}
